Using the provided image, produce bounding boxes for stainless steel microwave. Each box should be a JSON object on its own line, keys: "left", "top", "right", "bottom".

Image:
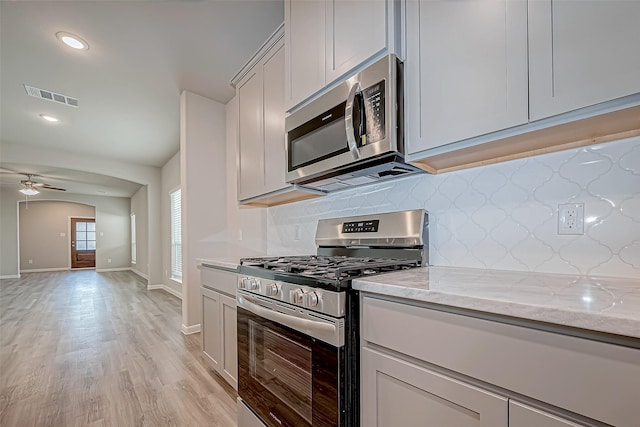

{"left": 285, "top": 54, "right": 423, "bottom": 192}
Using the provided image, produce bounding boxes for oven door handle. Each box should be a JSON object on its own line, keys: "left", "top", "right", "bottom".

{"left": 238, "top": 294, "right": 337, "bottom": 336}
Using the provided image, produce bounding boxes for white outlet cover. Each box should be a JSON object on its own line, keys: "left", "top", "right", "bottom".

{"left": 558, "top": 203, "right": 585, "bottom": 235}
{"left": 60, "top": 232, "right": 66, "bottom": 237}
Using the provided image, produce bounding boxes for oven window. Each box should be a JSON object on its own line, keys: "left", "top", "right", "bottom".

{"left": 249, "top": 319, "right": 313, "bottom": 423}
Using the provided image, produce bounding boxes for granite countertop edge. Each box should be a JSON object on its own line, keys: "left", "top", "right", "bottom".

{"left": 353, "top": 267, "right": 640, "bottom": 340}
{"left": 196, "top": 258, "right": 241, "bottom": 271}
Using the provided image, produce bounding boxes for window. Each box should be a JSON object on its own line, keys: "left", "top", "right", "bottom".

{"left": 131, "top": 214, "right": 136, "bottom": 264}
{"left": 76, "top": 220, "right": 96, "bottom": 250}
{"left": 170, "top": 189, "right": 182, "bottom": 282}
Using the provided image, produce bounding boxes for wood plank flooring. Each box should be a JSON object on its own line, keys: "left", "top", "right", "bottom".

{"left": 0, "top": 271, "right": 237, "bottom": 427}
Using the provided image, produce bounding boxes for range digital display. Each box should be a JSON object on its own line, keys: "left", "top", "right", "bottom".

{"left": 342, "top": 220, "right": 380, "bottom": 233}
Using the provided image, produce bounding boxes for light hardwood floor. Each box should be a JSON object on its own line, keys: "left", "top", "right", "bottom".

{"left": 0, "top": 270, "right": 237, "bottom": 427}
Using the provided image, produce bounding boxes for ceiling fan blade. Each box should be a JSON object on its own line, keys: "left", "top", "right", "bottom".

{"left": 40, "top": 185, "right": 67, "bottom": 191}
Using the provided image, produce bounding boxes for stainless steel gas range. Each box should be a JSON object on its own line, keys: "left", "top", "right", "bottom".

{"left": 236, "top": 210, "right": 429, "bottom": 427}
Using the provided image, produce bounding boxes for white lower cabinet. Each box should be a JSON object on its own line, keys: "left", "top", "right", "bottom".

{"left": 360, "top": 295, "right": 640, "bottom": 427}
{"left": 200, "top": 266, "right": 238, "bottom": 390}
{"left": 362, "top": 347, "right": 507, "bottom": 427}
{"left": 509, "top": 401, "right": 582, "bottom": 427}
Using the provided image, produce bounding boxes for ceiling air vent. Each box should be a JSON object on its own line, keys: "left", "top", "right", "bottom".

{"left": 24, "top": 84, "right": 79, "bottom": 108}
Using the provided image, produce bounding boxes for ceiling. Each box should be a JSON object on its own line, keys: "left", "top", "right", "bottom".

{"left": 0, "top": 163, "right": 142, "bottom": 198}
{"left": 0, "top": 0, "right": 284, "bottom": 196}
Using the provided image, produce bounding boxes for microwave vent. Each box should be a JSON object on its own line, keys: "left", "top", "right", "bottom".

{"left": 24, "top": 84, "right": 79, "bottom": 108}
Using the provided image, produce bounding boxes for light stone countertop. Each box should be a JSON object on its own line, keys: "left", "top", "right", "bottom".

{"left": 196, "top": 258, "right": 241, "bottom": 271}
{"left": 353, "top": 266, "right": 640, "bottom": 339}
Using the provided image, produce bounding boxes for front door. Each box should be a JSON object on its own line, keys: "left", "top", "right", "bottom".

{"left": 71, "top": 218, "right": 96, "bottom": 268}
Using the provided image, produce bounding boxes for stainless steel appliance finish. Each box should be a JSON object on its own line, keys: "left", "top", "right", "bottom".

{"left": 238, "top": 275, "right": 347, "bottom": 317}
{"left": 316, "top": 209, "right": 429, "bottom": 265}
{"left": 285, "top": 55, "right": 423, "bottom": 192}
{"left": 237, "top": 209, "right": 429, "bottom": 427}
{"left": 237, "top": 289, "right": 345, "bottom": 346}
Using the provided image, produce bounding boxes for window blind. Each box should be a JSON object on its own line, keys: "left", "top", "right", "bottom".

{"left": 170, "top": 189, "right": 182, "bottom": 281}
{"left": 131, "top": 214, "right": 137, "bottom": 263}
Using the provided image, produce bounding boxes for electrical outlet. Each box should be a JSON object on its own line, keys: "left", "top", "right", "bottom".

{"left": 59, "top": 232, "right": 65, "bottom": 237}
{"left": 558, "top": 203, "right": 585, "bottom": 235}
{"left": 238, "top": 228, "right": 243, "bottom": 241}
{"left": 108, "top": 258, "right": 112, "bottom": 264}
{"left": 28, "top": 259, "right": 33, "bottom": 264}
{"left": 294, "top": 225, "right": 301, "bottom": 241}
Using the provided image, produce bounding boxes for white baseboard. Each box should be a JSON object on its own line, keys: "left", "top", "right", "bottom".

{"left": 182, "top": 323, "right": 201, "bottom": 335}
{"left": 96, "top": 267, "right": 131, "bottom": 273}
{"left": 131, "top": 268, "right": 149, "bottom": 280}
{"left": 147, "top": 284, "right": 183, "bottom": 300}
{"left": 20, "top": 267, "right": 69, "bottom": 273}
{"left": 0, "top": 274, "right": 20, "bottom": 279}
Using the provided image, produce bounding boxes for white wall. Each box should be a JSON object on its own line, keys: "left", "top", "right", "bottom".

{"left": 19, "top": 200, "right": 95, "bottom": 271}
{"left": 130, "top": 185, "right": 149, "bottom": 279}
{"left": 225, "top": 96, "right": 268, "bottom": 257}
{"left": 0, "top": 187, "right": 131, "bottom": 277}
{"left": 161, "top": 151, "right": 181, "bottom": 296}
{"left": 1, "top": 143, "right": 162, "bottom": 284}
{"left": 180, "top": 90, "right": 228, "bottom": 331}
{"left": 267, "top": 136, "right": 640, "bottom": 279}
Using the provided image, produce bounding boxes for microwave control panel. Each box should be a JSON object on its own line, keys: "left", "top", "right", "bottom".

{"left": 362, "top": 80, "right": 386, "bottom": 144}
{"left": 342, "top": 220, "right": 380, "bottom": 233}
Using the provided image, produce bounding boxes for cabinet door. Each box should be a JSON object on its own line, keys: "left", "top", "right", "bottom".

{"left": 262, "top": 42, "right": 287, "bottom": 195}
{"left": 237, "top": 68, "right": 265, "bottom": 200}
{"left": 509, "top": 401, "right": 583, "bottom": 427}
{"left": 285, "top": 0, "right": 325, "bottom": 110}
{"left": 361, "top": 347, "right": 508, "bottom": 427}
{"left": 219, "top": 293, "right": 238, "bottom": 390}
{"left": 406, "top": 0, "right": 528, "bottom": 154}
{"left": 201, "top": 287, "right": 221, "bottom": 370}
{"left": 529, "top": 0, "right": 640, "bottom": 120}
{"left": 325, "top": 0, "right": 387, "bottom": 83}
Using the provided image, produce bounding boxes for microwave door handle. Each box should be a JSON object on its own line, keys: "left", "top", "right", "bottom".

{"left": 345, "top": 82, "right": 361, "bottom": 160}
{"left": 238, "top": 294, "right": 336, "bottom": 336}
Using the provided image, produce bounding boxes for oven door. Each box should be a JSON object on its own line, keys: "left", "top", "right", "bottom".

{"left": 237, "top": 291, "right": 345, "bottom": 427}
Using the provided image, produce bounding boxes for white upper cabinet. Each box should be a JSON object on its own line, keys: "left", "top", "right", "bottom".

{"left": 236, "top": 34, "right": 288, "bottom": 202}
{"left": 285, "top": 0, "right": 325, "bottom": 111}
{"left": 325, "top": 0, "right": 387, "bottom": 83}
{"left": 528, "top": 0, "right": 640, "bottom": 121}
{"left": 237, "top": 67, "right": 264, "bottom": 201}
{"left": 262, "top": 45, "right": 287, "bottom": 195}
{"left": 285, "top": 0, "right": 399, "bottom": 111}
{"left": 406, "top": 0, "right": 529, "bottom": 154}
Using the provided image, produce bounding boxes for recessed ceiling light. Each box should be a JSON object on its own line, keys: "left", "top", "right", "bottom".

{"left": 40, "top": 114, "right": 60, "bottom": 123}
{"left": 56, "top": 31, "right": 89, "bottom": 50}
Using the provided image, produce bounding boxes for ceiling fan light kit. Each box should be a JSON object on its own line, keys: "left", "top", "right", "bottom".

{"left": 19, "top": 186, "right": 40, "bottom": 196}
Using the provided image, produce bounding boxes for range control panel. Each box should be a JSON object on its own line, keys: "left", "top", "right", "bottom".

{"left": 342, "top": 219, "right": 380, "bottom": 233}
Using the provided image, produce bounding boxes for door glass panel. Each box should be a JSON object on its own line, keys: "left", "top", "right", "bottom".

{"left": 74, "top": 221, "right": 95, "bottom": 253}
{"left": 249, "top": 319, "right": 312, "bottom": 423}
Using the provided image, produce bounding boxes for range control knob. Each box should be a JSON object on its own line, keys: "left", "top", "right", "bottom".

{"left": 292, "top": 289, "right": 305, "bottom": 304}
{"left": 306, "top": 292, "right": 320, "bottom": 307}
{"left": 266, "top": 283, "right": 280, "bottom": 296}
{"left": 238, "top": 277, "right": 249, "bottom": 289}
{"left": 248, "top": 279, "right": 260, "bottom": 291}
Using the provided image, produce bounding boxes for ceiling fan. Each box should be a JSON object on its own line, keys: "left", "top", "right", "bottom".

{"left": 19, "top": 173, "right": 67, "bottom": 195}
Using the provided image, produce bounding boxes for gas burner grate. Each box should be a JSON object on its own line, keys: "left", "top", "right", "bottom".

{"left": 240, "top": 255, "right": 420, "bottom": 285}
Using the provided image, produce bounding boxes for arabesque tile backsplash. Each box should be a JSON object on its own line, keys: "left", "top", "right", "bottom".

{"left": 267, "top": 136, "right": 640, "bottom": 279}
